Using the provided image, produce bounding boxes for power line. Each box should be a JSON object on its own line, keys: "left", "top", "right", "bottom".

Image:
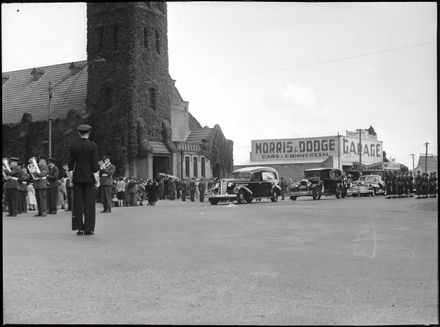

{"left": 192, "top": 40, "right": 435, "bottom": 82}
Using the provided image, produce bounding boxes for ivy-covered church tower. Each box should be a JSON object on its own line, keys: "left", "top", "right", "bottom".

{"left": 87, "top": 2, "right": 174, "bottom": 177}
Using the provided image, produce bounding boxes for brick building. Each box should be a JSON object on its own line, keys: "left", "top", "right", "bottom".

{"left": 2, "top": 2, "right": 233, "bottom": 180}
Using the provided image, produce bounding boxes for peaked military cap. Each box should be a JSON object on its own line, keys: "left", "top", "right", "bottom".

{"left": 39, "top": 155, "right": 48, "bottom": 161}
{"left": 47, "top": 157, "right": 55, "bottom": 163}
{"left": 77, "top": 124, "right": 92, "bottom": 132}
{"left": 9, "top": 157, "right": 19, "bottom": 162}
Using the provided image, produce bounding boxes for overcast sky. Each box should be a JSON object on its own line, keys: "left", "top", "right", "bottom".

{"left": 2, "top": 2, "right": 437, "bottom": 169}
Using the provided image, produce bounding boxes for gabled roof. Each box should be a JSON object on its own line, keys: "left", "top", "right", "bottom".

{"left": 185, "top": 128, "right": 215, "bottom": 143}
{"left": 2, "top": 61, "right": 88, "bottom": 124}
{"left": 415, "top": 155, "right": 438, "bottom": 172}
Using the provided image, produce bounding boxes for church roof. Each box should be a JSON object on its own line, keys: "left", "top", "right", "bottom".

{"left": 415, "top": 155, "right": 438, "bottom": 173}
{"left": 2, "top": 61, "right": 88, "bottom": 124}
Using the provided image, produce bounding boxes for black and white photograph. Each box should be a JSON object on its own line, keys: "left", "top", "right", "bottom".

{"left": 2, "top": 2, "right": 437, "bottom": 325}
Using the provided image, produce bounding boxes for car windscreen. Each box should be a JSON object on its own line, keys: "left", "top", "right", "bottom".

{"left": 230, "top": 172, "right": 252, "bottom": 180}
{"left": 304, "top": 171, "right": 326, "bottom": 178}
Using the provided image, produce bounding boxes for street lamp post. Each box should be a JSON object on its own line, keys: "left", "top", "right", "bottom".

{"left": 47, "top": 57, "right": 105, "bottom": 158}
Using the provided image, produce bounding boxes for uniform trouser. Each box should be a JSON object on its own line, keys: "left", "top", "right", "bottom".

{"left": 19, "top": 191, "right": 28, "bottom": 213}
{"left": 421, "top": 184, "right": 428, "bottom": 196}
{"left": 72, "top": 183, "right": 96, "bottom": 232}
{"left": 35, "top": 188, "right": 48, "bottom": 215}
{"left": 190, "top": 191, "right": 195, "bottom": 202}
{"left": 101, "top": 185, "right": 113, "bottom": 211}
{"left": 129, "top": 193, "right": 136, "bottom": 206}
{"left": 386, "top": 184, "right": 391, "bottom": 195}
{"left": 47, "top": 187, "right": 58, "bottom": 213}
{"left": 67, "top": 187, "right": 73, "bottom": 210}
{"left": 6, "top": 188, "right": 19, "bottom": 215}
{"left": 176, "top": 190, "right": 180, "bottom": 200}
{"left": 408, "top": 183, "right": 413, "bottom": 194}
{"left": 200, "top": 192, "right": 205, "bottom": 202}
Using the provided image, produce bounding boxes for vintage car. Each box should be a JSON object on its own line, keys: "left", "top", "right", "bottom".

{"left": 208, "top": 166, "right": 282, "bottom": 205}
{"left": 289, "top": 168, "right": 345, "bottom": 200}
{"left": 348, "top": 174, "right": 385, "bottom": 197}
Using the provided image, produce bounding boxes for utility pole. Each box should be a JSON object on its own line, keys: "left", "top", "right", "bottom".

{"left": 410, "top": 153, "right": 415, "bottom": 172}
{"left": 423, "top": 142, "right": 429, "bottom": 174}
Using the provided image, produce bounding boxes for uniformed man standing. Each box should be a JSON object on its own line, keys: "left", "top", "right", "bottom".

{"left": 384, "top": 171, "right": 392, "bottom": 198}
{"left": 3, "top": 157, "right": 20, "bottom": 217}
{"left": 17, "top": 162, "right": 30, "bottom": 214}
{"left": 429, "top": 171, "right": 437, "bottom": 198}
{"left": 421, "top": 173, "right": 429, "bottom": 198}
{"left": 198, "top": 179, "right": 206, "bottom": 202}
{"left": 46, "top": 157, "right": 60, "bottom": 214}
{"left": 180, "top": 179, "right": 187, "bottom": 201}
{"left": 408, "top": 171, "right": 414, "bottom": 197}
{"left": 189, "top": 178, "right": 196, "bottom": 202}
{"left": 32, "top": 155, "right": 49, "bottom": 217}
{"left": 68, "top": 125, "right": 100, "bottom": 235}
{"left": 99, "top": 155, "right": 116, "bottom": 213}
{"left": 415, "top": 170, "right": 422, "bottom": 198}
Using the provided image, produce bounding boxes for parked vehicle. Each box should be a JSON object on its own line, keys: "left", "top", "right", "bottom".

{"left": 289, "top": 168, "right": 345, "bottom": 200}
{"left": 208, "top": 166, "right": 281, "bottom": 205}
{"left": 348, "top": 174, "right": 386, "bottom": 197}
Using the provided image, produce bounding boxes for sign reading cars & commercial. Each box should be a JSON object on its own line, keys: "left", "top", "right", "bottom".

{"left": 250, "top": 136, "right": 383, "bottom": 165}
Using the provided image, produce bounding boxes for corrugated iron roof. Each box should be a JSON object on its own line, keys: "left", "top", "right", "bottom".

{"left": 185, "top": 128, "right": 214, "bottom": 143}
{"left": 415, "top": 155, "right": 438, "bottom": 172}
{"left": 2, "top": 61, "right": 88, "bottom": 124}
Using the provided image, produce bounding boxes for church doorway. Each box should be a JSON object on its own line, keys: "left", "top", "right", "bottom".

{"left": 153, "top": 155, "right": 171, "bottom": 178}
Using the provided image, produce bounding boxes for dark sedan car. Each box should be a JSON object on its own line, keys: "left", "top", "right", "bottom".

{"left": 289, "top": 168, "right": 345, "bottom": 200}
{"left": 208, "top": 166, "right": 282, "bottom": 205}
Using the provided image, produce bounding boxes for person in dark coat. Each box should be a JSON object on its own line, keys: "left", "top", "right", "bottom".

{"left": 32, "top": 155, "right": 49, "bottom": 217}
{"left": 46, "top": 157, "right": 60, "bottom": 214}
{"left": 99, "top": 155, "right": 116, "bottom": 213}
{"left": 163, "top": 177, "right": 169, "bottom": 200}
{"left": 158, "top": 178, "right": 164, "bottom": 200}
{"left": 17, "top": 163, "right": 30, "bottom": 214}
{"left": 68, "top": 125, "right": 100, "bottom": 235}
{"left": 175, "top": 179, "right": 181, "bottom": 200}
{"left": 127, "top": 177, "right": 137, "bottom": 206}
{"left": 180, "top": 180, "right": 187, "bottom": 201}
{"left": 169, "top": 178, "right": 176, "bottom": 200}
{"left": 3, "top": 157, "right": 20, "bottom": 216}
{"left": 189, "top": 178, "right": 196, "bottom": 202}
{"left": 198, "top": 179, "right": 206, "bottom": 202}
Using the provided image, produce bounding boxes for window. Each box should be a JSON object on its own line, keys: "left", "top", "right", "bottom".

{"left": 113, "top": 25, "right": 119, "bottom": 50}
{"left": 251, "top": 172, "right": 262, "bottom": 182}
{"left": 97, "top": 26, "right": 104, "bottom": 52}
{"left": 262, "top": 171, "right": 276, "bottom": 181}
{"left": 155, "top": 29, "right": 160, "bottom": 54}
{"left": 185, "top": 157, "right": 190, "bottom": 177}
{"left": 144, "top": 27, "right": 148, "bottom": 49}
{"left": 193, "top": 157, "right": 198, "bottom": 178}
{"left": 201, "top": 157, "right": 205, "bottom": 177}
{"left": 149, "top": 87, "right": 156, "bottom": 110}
{"left": 41, "top": 140, "right": 49, "bottom": 156}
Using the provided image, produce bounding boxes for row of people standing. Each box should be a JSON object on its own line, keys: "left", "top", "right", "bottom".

{"left": 156, "top": 176, "right": 212, "bottom": 202}
{"left": 384, "top": 170, "right": 437, "bottom": 198}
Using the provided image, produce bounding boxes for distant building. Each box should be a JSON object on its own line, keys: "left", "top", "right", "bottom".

{"left": 2, "top": 2, "right": 233, "bottom": 179}
{"left": 235, "top": 130, "right": 386, "bottom": 180}
{"left": 414, "top": 155, "right": 438, "bottom": 174}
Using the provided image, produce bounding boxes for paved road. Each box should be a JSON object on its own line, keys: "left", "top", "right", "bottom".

{"left": 3, "top": 196, "right": 438, "bottom": 325}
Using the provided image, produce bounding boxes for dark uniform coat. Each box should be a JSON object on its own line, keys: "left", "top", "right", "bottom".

{"left": 99, "top": 163, "right": 115, "bottom": 212}
{"left": 4, "top": 165, "right": 20, "bottom": 216}
{"left": 46, "top": 163, "right": 60, "bottom": 214}
{"left": 68, "top": 138, "right": 99, "bottom": 232}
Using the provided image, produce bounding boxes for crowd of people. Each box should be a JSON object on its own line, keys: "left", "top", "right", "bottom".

{"left": 2, "top": 155, "right": 218, "bottom": 217}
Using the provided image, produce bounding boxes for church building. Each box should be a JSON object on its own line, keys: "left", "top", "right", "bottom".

{"left": 2, "top": 2, "right": 234, "bottom": 180}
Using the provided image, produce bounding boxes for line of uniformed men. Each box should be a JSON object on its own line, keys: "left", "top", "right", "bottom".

{"left": 384, "top": 170, "right": 437, "bottom": 198}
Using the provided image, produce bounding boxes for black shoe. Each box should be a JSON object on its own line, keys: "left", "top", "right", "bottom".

{"left": 100, "top": 210, "right": 106, "bottom": 213}
{"left": 84, "top": 231, "right": 94, "bottom": 235}
{"left": 34, "top": 214, "right": 42, "bottom": 217}
{"left": 76, "top": 230, "right": 83, "bottom": 235}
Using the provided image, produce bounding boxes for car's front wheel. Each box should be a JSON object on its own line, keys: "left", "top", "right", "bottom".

{"left": 271, "top": 190, "right": 279, "bottom": 202}
{"left": 237, "top": 190, "right": 247, "bottom": 204}
{"left": 335, "top": 184, "right": 343, "bottom": 199}
{"left": 312, "top": 185, "right": 322, "bottom": 200}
